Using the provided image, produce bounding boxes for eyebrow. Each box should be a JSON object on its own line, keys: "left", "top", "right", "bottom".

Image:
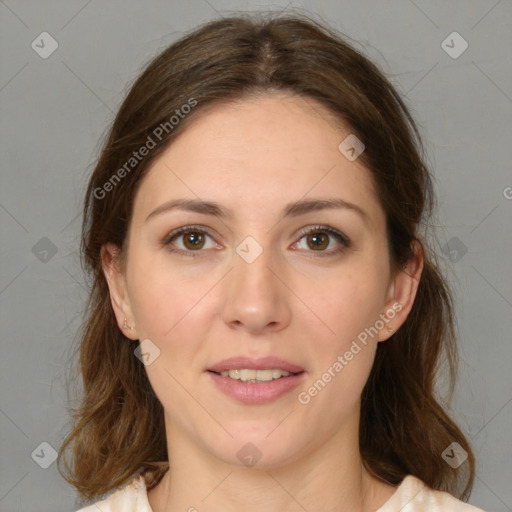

{"left": 145, "top": 197, "right": 370, "bottom": 226}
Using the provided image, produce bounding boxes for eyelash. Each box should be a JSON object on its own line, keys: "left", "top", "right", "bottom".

{"left": 162, "top": 224, "right": 351, "bottom": 258}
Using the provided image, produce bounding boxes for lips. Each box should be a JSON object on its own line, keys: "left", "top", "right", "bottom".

{"left": 206, "top": 356, "right": 306, "bottom": 404}
{"left": 206, "top": 356, "right": 305, "bottom": 374}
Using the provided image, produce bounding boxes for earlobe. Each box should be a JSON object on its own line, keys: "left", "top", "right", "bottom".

{"left": 378, "top": 240, "right": 424, "bottom": 342}
{"left": 100, "top": 243, "right": 138, "bottom": 339}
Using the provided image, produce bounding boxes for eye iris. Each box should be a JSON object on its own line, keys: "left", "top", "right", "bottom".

{"left": 183, "top": 231, "right": 205, "bottom": 250}
{"left": 307, "top": 232, "right": 328, "bottom": 250}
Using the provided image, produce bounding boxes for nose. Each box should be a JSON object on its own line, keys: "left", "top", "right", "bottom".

{"left": 219, "top": 244, "right": 292, "bottom": 335}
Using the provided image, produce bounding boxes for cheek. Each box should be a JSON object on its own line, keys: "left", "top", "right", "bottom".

{"left": 127, "top": 261, "right": 213, "bottom": 413}
{"left": 126, "top": 255, "right": 221, "bottom": 391}
{"left": 300, "top": 264, "right": 387, "bottom": 347}
{"left": 294, "top": 261, "right": 387, "bottom": 411}
{"left": 298, "top": 274, "right": 381, "bottom": 419}
{"left": 127, "top": 251, "right": 213, "bottom": 339}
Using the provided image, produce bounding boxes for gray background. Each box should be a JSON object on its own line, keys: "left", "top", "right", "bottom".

{"left": 0, "top": 1, "right": 511, "bottom": 511}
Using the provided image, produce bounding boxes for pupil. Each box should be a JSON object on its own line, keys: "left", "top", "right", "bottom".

{"left": 308, "top": 233, "right": 328, "bottom": 250}
{"left": 185, "top": 232, "right": 204, "bottom": 249}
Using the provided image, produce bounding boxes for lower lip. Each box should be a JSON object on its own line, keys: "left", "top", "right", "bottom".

{"left": 207, "top": 371, "right": 306, "bottom": 404}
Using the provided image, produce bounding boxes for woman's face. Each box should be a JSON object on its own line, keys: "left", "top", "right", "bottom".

{"left": 103, "top": 92, "right": 418, "bottom": 468}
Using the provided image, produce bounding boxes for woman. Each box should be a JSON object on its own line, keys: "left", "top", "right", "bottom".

{"left": 58, "top": 12, "right": 485, "bottom": 512}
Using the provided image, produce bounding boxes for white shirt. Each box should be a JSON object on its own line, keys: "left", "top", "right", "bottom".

{"left": 75, "top": 472, "right": 486, "bottom": 511}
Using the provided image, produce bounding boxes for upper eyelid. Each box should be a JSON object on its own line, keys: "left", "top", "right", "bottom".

{"left": 296, "top": 225, "right": 350, "bottom": 242}
{"left": 163, "top": 224, "right": 216, "bottom": 241}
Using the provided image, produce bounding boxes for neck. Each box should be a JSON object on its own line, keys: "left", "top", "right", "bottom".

{"left": 147, "top": 421, "right": 397, "bottom": 512}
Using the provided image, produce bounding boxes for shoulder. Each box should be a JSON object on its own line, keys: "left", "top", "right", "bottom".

{"left": 377, "top": 475, "right": 486, "bottom": 512}
{"left": 73, "top": 471, "right": 487, "bottom": 512}
{"left": 74, "top": 474, "right": 151, "bottom": 512}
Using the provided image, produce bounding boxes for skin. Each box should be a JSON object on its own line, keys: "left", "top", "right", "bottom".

{"left": 102, "top": 92, "right": 423, "bottom": 512}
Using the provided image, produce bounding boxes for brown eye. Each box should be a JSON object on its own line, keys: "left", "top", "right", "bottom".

{"left": 182, "top": 231, "right": 205, "bottom": 250}
{"left": 163, "top": 226, "right": 218, "bottom": 255}
{"left": 293, "top": 226, "right": 351, "bottom": 256}
{"left": 306, "top": 232, "right": 329, "bottom": 251}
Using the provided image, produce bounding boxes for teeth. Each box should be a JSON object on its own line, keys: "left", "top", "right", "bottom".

{"left": 219, "top": 369, "right": 292, "bottom": 382}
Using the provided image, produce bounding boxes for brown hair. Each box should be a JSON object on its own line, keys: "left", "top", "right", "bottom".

{"left": 58, "top": 11, "right": 476, "bottom": 504}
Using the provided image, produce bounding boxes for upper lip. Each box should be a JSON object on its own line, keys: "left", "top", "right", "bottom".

{"left": 207, "top": 356, "right": 305, "bottom": 374}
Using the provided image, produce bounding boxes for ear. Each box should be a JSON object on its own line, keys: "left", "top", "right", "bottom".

{"left": 377, "top": 239, "right": 424, "bottom": 342}
{"left": 100, "top": 242, "right": 139, "bottom": 340}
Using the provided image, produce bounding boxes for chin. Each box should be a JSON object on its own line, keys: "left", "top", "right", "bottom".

{"left": 206, "top": 431, "right": 307, "bottom": 470}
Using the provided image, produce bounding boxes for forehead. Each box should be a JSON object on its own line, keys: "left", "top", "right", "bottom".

{"left": 132, "top": 93, "right": 385, "bottom": 232}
